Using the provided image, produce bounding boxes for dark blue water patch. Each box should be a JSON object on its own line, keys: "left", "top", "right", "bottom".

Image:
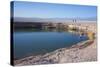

{"left": 13, "top": 32, "right": 88, "bottom": 59}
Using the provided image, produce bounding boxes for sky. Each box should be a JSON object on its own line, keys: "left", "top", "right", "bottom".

{"left": 12, "top": 1, "right": 97, "bottom": 19}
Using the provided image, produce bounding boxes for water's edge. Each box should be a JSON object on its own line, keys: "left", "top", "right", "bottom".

{"left": 14, "top": 39, "right": 96, "bottom": 65}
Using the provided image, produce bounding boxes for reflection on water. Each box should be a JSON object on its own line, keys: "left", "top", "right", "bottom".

{"left": 15, "top": 28, "right": 65, "bottom": 32}
{"left": 14, "top": 28, "right": 88, "bottom": 59}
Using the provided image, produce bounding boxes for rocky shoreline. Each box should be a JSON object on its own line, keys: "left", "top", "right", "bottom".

{"left": 14, "top": 23, "right": 97, "bottom": 66}
{"left": 14, "top": 39, "right": 97, "bottom": 66}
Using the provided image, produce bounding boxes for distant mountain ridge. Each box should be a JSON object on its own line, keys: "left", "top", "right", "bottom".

{"left": 13, "top": 17, "right": 97, "bottom": 23}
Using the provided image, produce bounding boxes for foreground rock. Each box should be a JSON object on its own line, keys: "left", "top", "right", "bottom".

{"left": 14, "top": 39, "right": 97, "bottom": 66}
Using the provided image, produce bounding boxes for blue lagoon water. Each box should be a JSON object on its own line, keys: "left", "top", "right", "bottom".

{"left": 14, "top": 31, "right": 88, "bottom": 59}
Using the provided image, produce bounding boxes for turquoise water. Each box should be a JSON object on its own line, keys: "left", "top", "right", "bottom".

{"left": 14, "top": 31, "right": 88, "bottom": 59}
